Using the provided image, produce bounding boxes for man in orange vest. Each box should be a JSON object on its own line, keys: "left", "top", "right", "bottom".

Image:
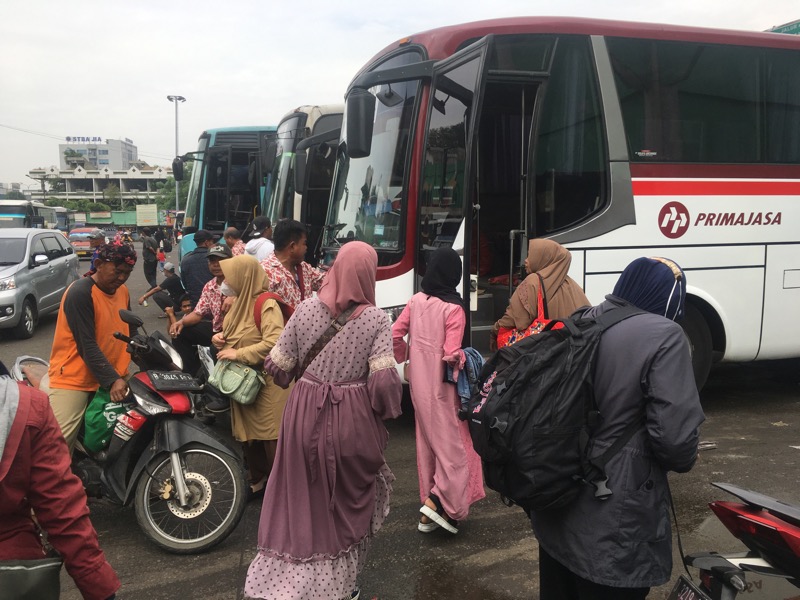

{"left": 45, "top": 243, "right": 138, "bottom": 453}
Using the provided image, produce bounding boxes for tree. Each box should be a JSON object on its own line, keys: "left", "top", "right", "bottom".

{"left": 102, "top": 183, "right": 121, "bottom": 210}
{"left": 154, "top": 162, "right": 192, "bottom": 211}
{"left": 64, "top": 199, "right": 101, "bottom": 213}
{"left": 47, "top": 178, "right": 66, "bottom": 193}
{"left": 5, "top": 190, "right": 26, "bottom": 199}
{"left": 44, "top": 198, "right": 62, "bottom": 207}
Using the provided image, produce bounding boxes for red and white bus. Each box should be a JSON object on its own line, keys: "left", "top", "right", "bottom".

{"left": 321, "top": 17, "right": 800, "bottom": 387}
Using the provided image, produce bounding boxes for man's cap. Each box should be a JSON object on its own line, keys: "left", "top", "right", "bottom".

{"left": 88, "top": 228, "right": 105, "bottom": 239}
{"left": 194, "top": 229, "right": 215, "bottom": 243}
{"left": 247, "top": 216, "right": 271, "bottom": 238}
{"left": 207, "top": 244, "right": 233, "bottom": 259}
{"left": 163, "top": 262, "right": 176, "bottom": 272}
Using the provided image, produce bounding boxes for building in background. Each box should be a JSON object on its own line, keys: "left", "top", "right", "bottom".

{"left": 27, "top": 164, "right": 170, "bottom": 208}
{"left": 767, "top": 19, "right": 800, "bottom": 34}
{"left": 59, "top": 137, "right": 138, "bottom": 170}
{"left": 0, "top": 182, "right": 23, "bottom": 198}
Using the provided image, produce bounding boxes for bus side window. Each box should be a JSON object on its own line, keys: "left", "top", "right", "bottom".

{"left": 533, "top": 36, "right": 608, "bottom": 235}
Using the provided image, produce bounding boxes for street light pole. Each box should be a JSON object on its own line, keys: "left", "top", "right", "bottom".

{"left": 167, "top": 95, "right": 186, "bottom": 216}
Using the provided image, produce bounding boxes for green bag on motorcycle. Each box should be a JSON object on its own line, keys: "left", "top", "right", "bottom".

{"left": 83, "top": 388, "right": 125, "bottom": 453}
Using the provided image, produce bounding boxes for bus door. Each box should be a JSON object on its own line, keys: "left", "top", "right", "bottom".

{"left": 203, "top": 146, "right": 231, "bottom": 231}
{"left": 417, "top": 38, "right": 491, "bottom": 347}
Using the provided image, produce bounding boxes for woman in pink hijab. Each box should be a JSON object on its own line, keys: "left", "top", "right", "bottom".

{"left": 246, "top": 241, "right": 403, "bottom": 600}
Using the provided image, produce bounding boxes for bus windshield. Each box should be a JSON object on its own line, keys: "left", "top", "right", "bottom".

{"left": 263, "top": 115, "right": 303, "bottom": 223}
{"left": 183, "top": 136, "right": 209, "bottom": 229}
{"left": 324, "top": 52, "right": 422, "bottom": 263}
{"left": 0, "top": 205, "right": 28, "bottom": 228}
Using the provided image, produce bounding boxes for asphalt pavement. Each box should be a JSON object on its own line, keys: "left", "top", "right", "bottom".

{"left": 1, "top": 248, "right": 799, "bottom": 599}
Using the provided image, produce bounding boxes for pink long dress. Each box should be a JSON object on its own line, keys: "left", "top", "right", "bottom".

{"left": 392, "top": 293, "right": 485, "bottom": 520}
{"left": 245, "top": 297, "right": 402, "bottom": 600}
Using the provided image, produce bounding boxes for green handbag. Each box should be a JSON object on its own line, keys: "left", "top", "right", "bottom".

{"left": 0, "top": 557, "right": 62, "bottom": 600}
{"left": 207, "top": 359, "right": 265, "bottom": 405}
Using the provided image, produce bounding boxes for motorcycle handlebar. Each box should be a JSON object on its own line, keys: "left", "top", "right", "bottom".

{"left": 114, "top": 331, "right": 148, "bottom": 351}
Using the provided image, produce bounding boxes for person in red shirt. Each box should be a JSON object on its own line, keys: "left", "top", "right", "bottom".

{"left": 0, "top": 368, "right": 119, "bottom": 600}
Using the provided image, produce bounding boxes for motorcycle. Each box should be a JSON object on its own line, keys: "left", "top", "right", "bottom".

{"left": 13, "top": 309, "right": 247, "bottom": 554}
{"left": 669, "top": 482, "right": 800, "bottom": 600}
{"left": 192, "top": 344, "right": 230, "bottom": 424}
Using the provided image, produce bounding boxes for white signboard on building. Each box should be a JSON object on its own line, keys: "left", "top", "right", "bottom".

{"left": 136, "top": 204, "right": 159, "bottom": 227}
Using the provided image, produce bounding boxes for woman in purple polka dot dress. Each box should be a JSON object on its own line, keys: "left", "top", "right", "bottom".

{"left": 245, "top": 241, "right": 403, "bottom": 600}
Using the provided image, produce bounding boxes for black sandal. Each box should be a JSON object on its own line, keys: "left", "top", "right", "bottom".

{"left": 419, "top": 493, "right": 458, "bottom": 534}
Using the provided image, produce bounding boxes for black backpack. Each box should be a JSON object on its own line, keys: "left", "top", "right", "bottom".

{"left": 469, "top": 300, "right": 644, "bottom": 513}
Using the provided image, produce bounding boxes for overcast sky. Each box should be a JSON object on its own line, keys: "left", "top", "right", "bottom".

{"left": 0, "top": 0, "right": 797, "bottom": 187}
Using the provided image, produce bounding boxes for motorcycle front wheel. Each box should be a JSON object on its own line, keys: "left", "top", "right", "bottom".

{"left": 134, "top": 443, "right": 247, "bottom": 554}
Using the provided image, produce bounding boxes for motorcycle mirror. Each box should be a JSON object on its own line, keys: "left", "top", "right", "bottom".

{"left": 119, "top": 309, "right": 144, "bottom": 328}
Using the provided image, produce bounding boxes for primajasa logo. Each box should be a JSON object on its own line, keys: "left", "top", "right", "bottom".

{"left": 658, "top": 201, "right": 782, "bottom": 239}
{"left": 658, "top": 202, "right": 689, "bottom": 239}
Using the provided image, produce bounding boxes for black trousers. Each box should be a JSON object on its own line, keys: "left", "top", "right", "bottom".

{"left": 151, "top": 291, "right": 174, "bottom": 312}
{"left": 143, "top": 259, "right": 158, "bottom": 290}
{"left": 538, "top": 547, "right": 650, "bottom": 600}
{"left": 172, "top": 320, "right": 214, "bottom": 375}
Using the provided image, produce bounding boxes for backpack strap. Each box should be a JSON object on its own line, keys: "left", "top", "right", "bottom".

{"left": 582, "top": 300, "right": 648, "bottom": 500}
{"left": 584, "top": 413, "right": 646, "bottom": 500}
{"left": 594, "top": 301, "right": 645, "bottom": 330}
{"left": 536, "top": 275, "right": 549, "bottom": 320}
{"left": 253, "top": 292, "right": 294, "bottom": 329}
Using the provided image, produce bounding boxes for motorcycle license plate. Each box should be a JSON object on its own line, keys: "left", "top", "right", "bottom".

{"left": 667, "top": 575, "right": 711, "bottom": 600}
{"left": 147, "top": 370, "right": 203, "bottom": 392}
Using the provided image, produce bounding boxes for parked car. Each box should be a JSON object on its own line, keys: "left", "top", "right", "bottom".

{"left": 68, "top": 227, "right": 98, "bottom": 258}
{"left": 0, "top": 228, "right": 80, "bottom": 338}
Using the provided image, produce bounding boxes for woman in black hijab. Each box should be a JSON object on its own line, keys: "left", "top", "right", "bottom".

{"left": 391, "top": 247, "right": 485, "bottom": 536}
{"left": 421, "top": 248, "right": 463, "bottom": 306}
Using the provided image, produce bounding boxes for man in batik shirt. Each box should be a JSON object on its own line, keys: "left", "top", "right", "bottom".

{"left": 260, "top": 220, "right": 325, "bottom": 309}
{"left": 169, "top": 243, "right": 232, "bottom": 374}
{"left": 223, "top": 226, "right": 246, "bottom": 256}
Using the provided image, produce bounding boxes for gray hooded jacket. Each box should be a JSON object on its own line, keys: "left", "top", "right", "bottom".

{"left": 530, "top": 299, "right": 705, "bottom": 588}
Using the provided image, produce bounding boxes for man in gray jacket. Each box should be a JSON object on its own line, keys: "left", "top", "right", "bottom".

{"left": 531, "top": 257, "right": 705, "bottom": 600}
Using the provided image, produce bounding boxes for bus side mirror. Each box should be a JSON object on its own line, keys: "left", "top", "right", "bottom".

{"left": 346, "top": 88, "right": 375, "bottom": 159}
{"left": 293, "top": 151, "right": 307, "bottom": 196}
{"left": 172, "top": 157, "right": 185, "bottom": 182}
{"left": 30, "top": 216, "right": 45, "bottom": 227}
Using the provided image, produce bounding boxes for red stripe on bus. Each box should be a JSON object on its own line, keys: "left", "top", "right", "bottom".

{"left": 632, "top": 180, "right": 800, "bottom": 196}
{"left": 629, "top": 163, "right": 800, "bottom": 179}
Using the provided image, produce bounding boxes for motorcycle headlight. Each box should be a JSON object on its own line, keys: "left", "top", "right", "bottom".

{"left": 158, "top": 338, "right": 183, "bottom": 370}
{"left": 0, "top": 276, "right": 16, "bottom": 291}
{"left": 133, "top": 391, "right": 172, "bottom": 415}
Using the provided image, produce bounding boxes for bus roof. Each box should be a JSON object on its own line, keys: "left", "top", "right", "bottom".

{"left": 0, "top": 199, "right": 47, "bottom": 207}
{"left": 357, "top": 16, "right": 800, "bottom": 83}
{"left": 201, "top": 125, "right": 276, "bottom": 137}
{"left": 278, "top": 104, "right": 345, "bottom": 125}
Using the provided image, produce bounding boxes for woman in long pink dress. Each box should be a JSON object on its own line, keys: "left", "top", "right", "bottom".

{"left": 245, "top": 241, "right": 402, "bottom": 600}
{"left": 392, "top": 247, "right": 485, "bottom": 535}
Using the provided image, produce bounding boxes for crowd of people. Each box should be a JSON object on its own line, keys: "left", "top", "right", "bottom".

{"left": 0, "top": 217, "right": 704, "bottom": 600}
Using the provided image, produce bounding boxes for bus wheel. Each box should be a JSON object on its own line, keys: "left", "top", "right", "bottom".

{"left": 681, "top": 303, "right": 712, "bottom": 391}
